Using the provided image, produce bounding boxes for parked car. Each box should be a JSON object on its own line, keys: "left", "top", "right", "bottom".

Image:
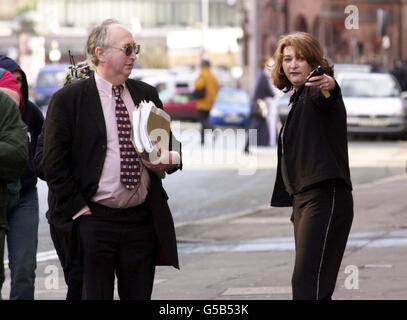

{"left": 130, "top": 68, "right": 169, "bottom": 80}
{"left": 277, "top": 64, "right": 373, "bottom": 126}
{"left": 208, "top": 88, "right": 250, "bottom": 127}
{"left": 333, "top": 63, "right": 372, "bottom": 77}
{"left": 163, "top": 87, "right": 199, "bottom": 121}
{"left": 337, "top": 72, "right": 407, "bottom": 139}
{"left": 34, "top": 63, "right": 69, "bottom": 106}
{"left": 140, "top": 70, "right": 198, "bottom": 103}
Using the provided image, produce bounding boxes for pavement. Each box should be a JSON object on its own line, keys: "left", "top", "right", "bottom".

{"left": 2, "top": 171, "right": 407, "bottom": 301}
{"left": 153, "top": 173, "right": 407, "bottom": 300}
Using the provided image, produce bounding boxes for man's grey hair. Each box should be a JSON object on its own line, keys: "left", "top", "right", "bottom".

{"left": 86, "top": 19, "right": 118, "bottom": 66}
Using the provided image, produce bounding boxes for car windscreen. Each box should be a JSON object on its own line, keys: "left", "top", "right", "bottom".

{"left": 216, "top": 91, "right": 249, "bottom": 104}
{"left": 159, "top": 89, "right": 172, "bottom": 103}
{"left": 37, "top": 70, "right": 66, "bottom": 87}
{"left": 172, "top": 92, "right": 194, "bottom": 103}
{"left": 340, "top": 77, "right": 400, "bottom": 97}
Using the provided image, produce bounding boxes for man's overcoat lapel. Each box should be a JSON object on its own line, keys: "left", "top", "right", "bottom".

{"left": 82, "top": 75, "right": 143, "bottom": 140}
{"left": 83, "top": 74, "right": 107, "bottom": 140}
{"left": 126, "top": 79, "right": 142, "bottom": 108}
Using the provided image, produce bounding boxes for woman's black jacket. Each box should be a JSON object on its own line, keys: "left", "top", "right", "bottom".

{"left": 270, "top": 82, "right": 352, "bottom": 207}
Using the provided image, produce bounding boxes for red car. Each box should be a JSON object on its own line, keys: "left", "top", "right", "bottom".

{"left": 163, "top": 88, "right": 199, "bottom": 121}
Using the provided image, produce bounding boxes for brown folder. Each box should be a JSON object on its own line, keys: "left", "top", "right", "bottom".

{"left": 132, "top": 101, "right": 171, "bottom": 179}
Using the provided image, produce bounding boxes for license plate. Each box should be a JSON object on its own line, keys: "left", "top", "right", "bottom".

{"left": 224, "top": 115, "right": 243, "bottom": 123}
{"left": 359, "top": 118, "right": 388, "bottom": 127}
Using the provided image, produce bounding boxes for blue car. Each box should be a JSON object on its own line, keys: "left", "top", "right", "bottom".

{"left": 34, "top": 63, "right": 69, "bottom": 106}
{"left": 209, "top": 88, "right": 250, "bottom": 127}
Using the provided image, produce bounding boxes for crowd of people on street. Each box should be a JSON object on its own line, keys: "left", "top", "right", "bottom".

{"left": 0, "top": 17, "right": 361, "bottom": 301}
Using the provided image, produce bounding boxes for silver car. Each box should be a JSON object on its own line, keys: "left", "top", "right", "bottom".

{"left": 337, "top": 72, "right": 407, "bottom": 139}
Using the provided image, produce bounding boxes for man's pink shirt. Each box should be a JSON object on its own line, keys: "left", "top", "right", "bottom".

{"left": 73, "top": 72, "right": 150, "bottom": 219}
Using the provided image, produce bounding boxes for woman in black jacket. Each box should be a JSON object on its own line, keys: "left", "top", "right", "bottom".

{"left": 270, "top": 32, "right": 353, "bottom": 300}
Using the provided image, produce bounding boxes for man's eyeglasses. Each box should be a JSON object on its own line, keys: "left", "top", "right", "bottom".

{"left": 110, "top": 44, "right": 140, "bottom": 56}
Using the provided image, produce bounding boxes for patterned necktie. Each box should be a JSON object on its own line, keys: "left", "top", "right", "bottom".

{"left": 112, "top": 85, "right": 141, "bottom": 190}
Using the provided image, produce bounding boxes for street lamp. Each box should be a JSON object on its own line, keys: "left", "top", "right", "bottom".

{"left": 200, "top": 0, "right": 209, "bottom": 59}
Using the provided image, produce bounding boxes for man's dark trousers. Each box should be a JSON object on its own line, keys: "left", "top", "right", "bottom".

{"left": 198, "top": 110, "right": 212, "bottom": 145}
{"left": 49, "top": 222, "right": 83, "bottom": 300}
{"left": 78, "top": 201, "right": 157, "bottom": 300}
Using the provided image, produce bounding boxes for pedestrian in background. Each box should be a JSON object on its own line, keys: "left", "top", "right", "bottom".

{"left": 264, "top": 57, "right": 281, "bottom": 147}
{"left": 42, "top": 19, "right": 182, "bottom": 300}
{"left": 0, "top": 56, "right": 44, "bottom": 300}
{"left": 390, "top": 60, "right": 407, "bottom": 91}
{"left": 270, "top": 32, "right": 353, "bottom": 300}
{"left": 244, "top": 58, "right": 275, "bottom": 153}
{"left": 34, "top": 60, "right": 94, "bottom": 300}
{"left": 0, "top": 68, "right": 23, "bottom": 223}
{"left": 0, "top": 68, "right": 22, "bottom": 107}
{"left": 193, "top": 59, "right": 219, "bottom": 145}
{"left": 0, "top": 90, "right": 28, "bottom": 300}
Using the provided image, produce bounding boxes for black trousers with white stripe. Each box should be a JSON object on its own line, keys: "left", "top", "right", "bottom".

{"left": 291, "top": 179, "right": 353, "bottom": 300}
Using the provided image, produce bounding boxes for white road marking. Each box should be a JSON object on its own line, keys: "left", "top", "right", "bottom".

{"left": 178, "top": 229, "right": 407, "bottom": 254}
{"left": 222, "top": 286, "right": 292, "bottom": 296}
{"left": 5, "top": 228, "right": 406, "bottom": 266}
{"left": 363, "top": 264, "right": 393, "bottom": 269}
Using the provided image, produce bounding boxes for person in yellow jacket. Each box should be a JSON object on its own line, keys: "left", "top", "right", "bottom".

{"left": 193, "top": 59, "right": 219, "bottom": 145}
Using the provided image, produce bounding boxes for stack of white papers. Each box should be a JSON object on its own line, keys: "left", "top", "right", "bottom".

{"left": 134, "top": 100, "right": 154, "bottom": 153}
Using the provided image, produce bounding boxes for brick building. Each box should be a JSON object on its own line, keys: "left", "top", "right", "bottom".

{"left": 257, "top": 0, "right": 407, "bottom": 68}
